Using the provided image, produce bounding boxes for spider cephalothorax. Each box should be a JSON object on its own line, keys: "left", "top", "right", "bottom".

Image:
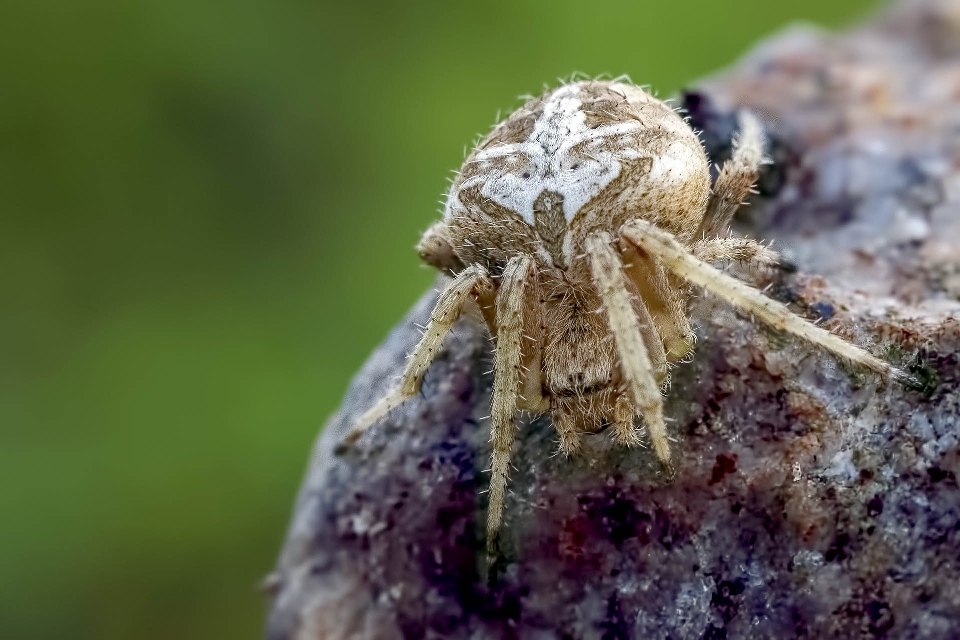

{"left": 343, "top": 79, "right": 908, "bottom": 556}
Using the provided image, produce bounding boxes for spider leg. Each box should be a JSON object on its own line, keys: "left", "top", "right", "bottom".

{"left": 618, "top": 240, "right": 685, "bottom": 367}
{"left": 552, "top": 400, "right": 581, "bottom": 456}
{"left": 696, "top": 111, "right": 765, "bottom": 239}
{"left": 612, "top": 393, "right": 642, "bottom": 447}
{"left": 692, "top": 236, "right": 779, "bottom": 270}
{"left": 515, "top": 258, "right": 547, "bottom": 413}
{"left": 622, "top": 219, "right": 912, "bottom": 383}
{"left": 611, "top": 276, "right": 667, "bottom": 445}
{"left": 342, "top": 264, "right": 494, "bottom": 446}
{"left": 586, "top": 231, "right": 673, "bottom": 467}
{"left": 486, "top": 255, "right": 535, "bottom": 556}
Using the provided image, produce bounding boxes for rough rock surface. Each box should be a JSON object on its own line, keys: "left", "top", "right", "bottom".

{"left": 267, "top": 1, "right": 960, "bottom": 637}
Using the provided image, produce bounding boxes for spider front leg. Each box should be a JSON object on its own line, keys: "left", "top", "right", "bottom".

{"left": 622, "top": 219, "right": 913, "bottom": 383}
{"left": 486, "top": 255, "right": 537, "bottom": 557}
{"left": 585, "top": 232, "right": 673, "bottom": 467}
{"left": 341, "top": 264, "right": 494, "bottom": 446}
{"left": 696, "top": 111, "right": 765, "bottom": 239}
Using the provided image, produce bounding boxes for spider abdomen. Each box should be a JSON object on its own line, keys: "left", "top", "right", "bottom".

{"left": 445, "top": 80, "right": 711, "bottom": 273}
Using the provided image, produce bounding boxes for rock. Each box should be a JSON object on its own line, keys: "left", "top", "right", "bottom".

{"left": 266, "top": 1, "right": 960, "bottom": 637}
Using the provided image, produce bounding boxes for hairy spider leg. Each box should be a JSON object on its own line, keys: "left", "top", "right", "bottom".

{"left": 697, "top": 111, "right": 766, "bottom": 239}
{"left": 617, "top": 242, "right": 677, "bottom": 368}
{"left": 586, "top": 232, "right": 672, "bottom": 467}
{"left": 486, "top": 256, "right": 534, "bottom": 556}
{"left": 552, "top": 400, "right": 582, "bottom": 456}
{"left": 692, "top": 236, "right": 779, "bottom": 269}
{"left": 622, "top": 219, "right": 913, "bottom": 383}
{"left": 612, "top": 394, "right": 641, "bottom": 447}
{"left": 342, "top": 265, "right": 494, "bottom": 446}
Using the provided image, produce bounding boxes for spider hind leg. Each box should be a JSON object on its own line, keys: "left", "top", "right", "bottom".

{"left": 622, "top": 219, "right": 911, "bottom": 383}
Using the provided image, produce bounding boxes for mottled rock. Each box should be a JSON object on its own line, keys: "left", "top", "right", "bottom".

{"left": 267, "top": 1, "right": 960, "bottom": 637}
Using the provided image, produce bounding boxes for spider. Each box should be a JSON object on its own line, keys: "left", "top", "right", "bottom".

{"left": 341, "top": 79, "right": 909, "bottom": 556}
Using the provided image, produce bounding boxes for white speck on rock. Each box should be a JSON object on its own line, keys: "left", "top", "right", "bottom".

{"left": 890, "top": 206, "right": 930, "bottom": 243}
{"left": 824, "top": 449, "right": 858, "bottom": 482}
{"left": 909, "top": 413, "right": 935, "bottom": 441}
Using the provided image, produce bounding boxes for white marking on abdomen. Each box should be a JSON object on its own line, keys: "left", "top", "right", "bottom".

{"left": 455, "top": 85, "right": 645, "bottom": 225}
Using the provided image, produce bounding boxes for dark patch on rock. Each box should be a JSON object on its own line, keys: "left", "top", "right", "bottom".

{"left": 866, "top": 600, "right": 895, "bottom": 635}
{"left": 598, "top": 593, "right": 630, "bottom": 640}
{"left": 710, "top": 453, "right": 738, "bottom": 485}
{"left": 825, "top": 533, "right": 852, "bottom": 563}
{"left": 702, "top": 624, "right": 728, "bottom": 640}
{"left": 810, "top": 301, "right": 835, "bottom": 320}
{"left": 710, "top": 578, "right": 746, "bottom": 624}
{"left": 579, "top": 487, "right": 647, "bottom": 548}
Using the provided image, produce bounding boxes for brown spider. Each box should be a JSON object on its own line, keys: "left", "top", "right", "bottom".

{"left": 341, "top": 79, "right": 908, "bottom": 556}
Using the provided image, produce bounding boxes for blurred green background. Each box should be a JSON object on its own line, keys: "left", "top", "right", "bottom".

{"left": 0, "top": 0, "right": 882, "bottom": 638}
